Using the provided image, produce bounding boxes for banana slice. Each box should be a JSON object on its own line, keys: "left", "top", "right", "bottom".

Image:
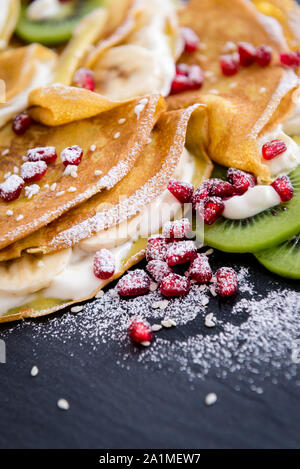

{"left": 0, "top": 249, "right": 72, "bottom": 296}
{"left": 0, "top": 0, "right": 20, "bottom": 50}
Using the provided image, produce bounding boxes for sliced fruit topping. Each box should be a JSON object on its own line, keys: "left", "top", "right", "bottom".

{"left": 162, "top": 218, "right": 192, "bottom": 241}
{"left": 255, "top": 45, "right": 272, "bottom": 67}
{"left": 185, "top": 254, "right": 212, "bottom": 283}
{"left": 129, "top": 318, "right": 153, "bottom": 345}
{"left": 220, "top": 54, "right": 239, "bottom": 76}
{"left": 279, "top": 52, "right": 300, "bottom": 68}
{"left": 166, "top": 240, "right": 197, "bottom": 266}
{"left": 238, "top": 42, "right": 256, "bottom": 67}
{"left": 146, "top": 235, "right": 167, "bottom": 261}
{"left": 146, "top": 260, "right": 172, "bottom": 284}
{"left": 0, "top": 175, "right": 24, "bottom": 202}
{"left": 205, "top": 178, "right": 234, "bottom": 198}
{"left": 160, "top": 273, "right": 190, "bottom": 297}
{"left": 117, "top": 270, "right": 150, "bottom": 297}
{"left": 93, "top": 249, "right": 115, "bottom": 280}
{"left": 181, "top": 27, "right": 200, "bottom": 53}
{"left": 271, "top": 175, "right": 294, "bottom": 202}
{"left": 216, "top": 267, "right": 238, "bottom": 297}
{"left": 170, "top": 64, "right": 204, "bottom": 95}
{"left": 191, "top": 185, "right": 210, "bottom": 210}
{"left": 167, "top": 179, "right": 194, "bottom": 203}
{"left": 20, "top": 161, "right": 47, "bottom": 183}
{"left": 12, "top": 112, "right": 31, "bottom": 135}
{"left": 262, "top": 140, "right": 287, "bottom": 160}
{"left": 73, "top": 67, "right": 95, "bottom": 91}
{"left": 61, "top": 145, "right": 83, "bottom": 166}
{"left": 227, "top": 168, "right": 256, "bottom": 195}
{"left": 27, "top": 146, "right": 57, "bottom": 164}
{"left": 199, "top": 196, "right": 225, "bottom": 225}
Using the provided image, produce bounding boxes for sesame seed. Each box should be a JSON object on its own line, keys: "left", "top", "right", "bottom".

{"left": 152, "top": 324, "right": 163, "bottom": 332}
{"left": 205, "top": 248, "right": 214, "bottom": 256}
{"left": 70, "top": 305, "right": 83, "bottom": 313}
{"left": 114, "top": 132, "right": 120, "bottom": 139}
{"left": 16, "top": 214, "right": 24, "bottom": 221}
{"left": 1, "top": 149, "right": 9, "bottom": 156}
{"left": 50, "top": 183, "right": 57, "bottom": 191}
{"left": 30, "top": 366, "right": 39, "bottom": 377}
{"left": 141, "top": 341, "right": 151, "bottom": 347}
{"left": 56, "top": 191, "right": 65, "bottom": 197}
{"left": 205, "top": 313, "right": 216, "bottom": 328}
{"left": 118, "top": 118, "right": 126, "bottom": 124}
{"left": 67, "top": 187, "right": 76, "bottom": 193}
{"left": 205, "top": 393, "right": 217, "bottom": 406}
{"left": 57, "top": 398, "right": 70, "bottom": 410}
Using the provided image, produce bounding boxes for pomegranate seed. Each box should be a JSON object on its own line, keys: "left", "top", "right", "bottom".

{"left": 162, "top": 218, "right": 192, "bottom": 241}
{"left": 255, "top": 45, "right": 272, "bottom": 67}
{"left": 12, "top": 112, "right": 31, "bottom": 135}
{"left": 238, "top": 42, "right": 256, "bottom": 66}
{"left": 20, "top": 161, "right": 47, "bottom": 183}
{"left": 0, "top": 175, "right": 24, "bottom": 202}
{"left": 262, "top": 139, "right": 287, "bottom": 160}
{"left": 227, "top": 168, "right": 256, "bottom": 195}
{"left": 117, "top": 270, "right": 150, "bottom": 297}
{"left": 146, "top": 235, "right": 167, "bottom": 261}
{"left": 27, "top": 146, "right": 57, "bottom": 164}
{"left": 166, "top": 240, "right": 197, "bottom": 266}
{"left": 181, "top": 27, "right": 199, "bottom": 53}
{"left": 185, "top": 254, "right": 212, "bottom": 283}
{"left": 73, "top": 68, "right": 95, "bottom": 91}
{"left": 271, "top": 175, "right": 294, "bottom": 202}
{"left": 216, "top": 267, "right": 238, "bottom": 297}
{"left": 167, "top": 179, "right": 194, "bottom": 203}
{"left": 61, "top": 145, "right": 83, "bottom": 166}
{"left": 191, "top": 185, "right": 210, "bottom": 210}
{"left": 129, "top": 318, "right": 153, "bottom": 345}
{"left": 205, "top": 178, "right": 234, "bottom": 198}
{"left": 198, "top": 197, "right": 224, "bottom": 225}
{"left": 170, "top": 64, "right": 204, "bottom": 95}
{"left": 220, "top": 54, "right": 239, "bottom": 76}
{"left": 161, "top": 273, "right": 190, "bottom": 297}
{"left": 93, "top": 249, "right": 115, "bottom": 280}
{"left": 279, "top": 52, "right": 300, "bottom": 68}
{"left": 146, "top": 260, "right": 172, "bottom": 283}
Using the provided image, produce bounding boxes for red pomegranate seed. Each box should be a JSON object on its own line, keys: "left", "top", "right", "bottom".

{"left": 181, "top": 27, "right": 199, "bottom": 53}
{"left": 73, "top": 68, "right": 95, "bottom": 91}
{"left": 262, "top": 139, "right": 287, "bottom": 160}
{"left": 146, "top": 260, "right": 172, "bottom": 283}
{"left": 0, "top": 175, "right": 24, "bottom": 202}
{"left": 238, "top": 42, "right": 256, "bottom": 66}
{"left": 167, "top": 179, "right": 194, "bottom": 203}
{"left": 227, "top": 168, "right": 256, "bottom": 195}
{"left": 27, "top": 146, "right": 57, "bottom": 164}
{"left": 191, "top": 185, "right": 210, "bottom": 210}
{"left": 129, "top": 318, "right": 153, "bottom": 345}
{"left": 166, "top": 240, "right": 197, "bottom": 266}
{"left": 216, "top": 267, "right": 238, "bottom": 297}
{"left": 146, "top": 235, "right": 167, "bottom": 261}
{"left": 20, "top": 161, "right": 47, "bottom": 183}
{"left": 255, "top": 45, "right": 272, "bottom": 67}
{"left": 162, "top": 218, "right": 192, "bottom": 241}
{"left": 271, "top": 175, "right": 294, "bottom": 202}
{"left": 185, "top": 254, "right": 212, "bottom": 283}
{"left": 93, "top": 249, "right": 115, "bottom": 280}
{"left": 61, "top": 145, "right": 83, "bottom": 166}
{"left": 160, "top": 273, "right": 190, "bottom": 297}
{"left": 117, "top": 270, "right": 150, "bottom": 297}
{"left": 279, "top": 52, "right": 300, "bottom": 68}
{"left": 170, "top": 64, "right": 204, "bottom": 95}
{"left": 220, "top": 54, "right": 239, "bottom": 76}
{"left": 12, "top": 112, "right": 31, "bottom": 135}
{"left": 198, "top": 196, "right": 224, "bottom": 225}
{"left": 205, "top": 178, "right": 234, "bottom": 198}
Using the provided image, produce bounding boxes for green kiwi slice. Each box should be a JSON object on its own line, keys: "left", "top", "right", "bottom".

{"left": 16, "top": 0, "right": 105, "bottom": 46}
{"left": 255, "top": 234, "right": 300, "bottom": 279}
{"left": 202, "top": 164, "right": 300, "bottom": 253}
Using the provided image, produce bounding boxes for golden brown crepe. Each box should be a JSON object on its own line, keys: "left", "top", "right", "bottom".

{"left": 0, "top": 0, "right": 20, "bottom": 51}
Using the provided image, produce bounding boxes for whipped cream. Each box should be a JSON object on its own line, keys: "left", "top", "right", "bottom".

{"left": 27, "top": 0, "right": 62, "bottom": 21}
{"left": 282, "top": 98, "right": 300, "bottom": 136}
{"left": 259, "top": 128, "right": 300, "bottom": 177}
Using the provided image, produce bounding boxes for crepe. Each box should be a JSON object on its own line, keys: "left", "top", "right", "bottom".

{"left": 0, "top": 0, "right": 20, "bottom": 50}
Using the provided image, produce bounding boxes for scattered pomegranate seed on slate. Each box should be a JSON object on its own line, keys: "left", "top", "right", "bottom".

{"left": 199, "top": 196, "right": 224, "bottom": 225}
{"left": 93, "top": 249, "right": 115, "bottom": 280}
{"left": 163, "top": 218, "right": 192, "bottom": 241}
{"left": 0, "top": 175, "right": 24, "bottom": 202}
{"left": 255, "top": 45, "right": 272, "bottom": 67}
{"left": 191, "top": 185, "right": 210, "bottom": 210}
{"left": 27, "top": 146, "right": 57, "bottom": 164}
{"left": 220, "top": 54, "right": 239, "bottom": 76}
{"left": 262, "top": 139, "right": 287, "bottom": 160}
{"left": 117, "top": 270, "right": 150, "bottom": 297}
{"left": 216, "top": 267, "right": 238, "bottom": 297}
{"left": 205, "top": 178, "right": 235, "bottom": 198}
{"left": 185, "top": 254, "right": 212, "bottom": 283}
{"left": 167, "top": 179, "right": 194, "bottom": 203}
{"left": 279, "top": 52, "right": 300, "bottom": 67}
{"left": 146, "top": 260, "right": 172, "bottom": 283}
{"left": 238, "top": 42, "right": 256, "bottom": 66}
{"left": 181, "top": 27, "right": 200, "bottom": 53}
{"left": 166, "top": 240, "right": 197, "bottom": 266}
{"left": 73, "top": 68, "right": 95, "bottom": 91}
{"left": 271, "top": 175, "right": 294, "bottom": 202}
{"left": 129, "top": 318, "right": 153, "bottom": 345}
{"left": 227, "top": 168, "right": 256, "bottom": 194}
{"left": 170, "top": 63, "right": 204, "bottom": 95}
{"left": 20, "top": 161, "right": 47, "bottom": 183}
{"left": 146, "top": 235, "right": 167, "bottom": 261}
{"left": 61, "top": 145, "right": 83, "bottom": 166}
{"left": 160, "top": 273, "right": 191, "bottom": 297}
{"left": 12, "top": 112, "right": 31, "bottom": 135}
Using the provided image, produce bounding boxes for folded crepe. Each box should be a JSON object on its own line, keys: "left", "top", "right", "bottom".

{"left": 0, "top": 0, "right": 20, "bottom": 50}
{"left": 167, "top": 0, "right": 300, "bottom": 180}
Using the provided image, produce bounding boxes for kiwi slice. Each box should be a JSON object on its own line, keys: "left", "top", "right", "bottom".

{"left": 202, "top": 164, "right": 300, "bottom": 253}
{"left": 16, "top": 0, "right": 105, "bottom": 46}
{"left": 254, "top": 234, "right": 300, "bottom": 279}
